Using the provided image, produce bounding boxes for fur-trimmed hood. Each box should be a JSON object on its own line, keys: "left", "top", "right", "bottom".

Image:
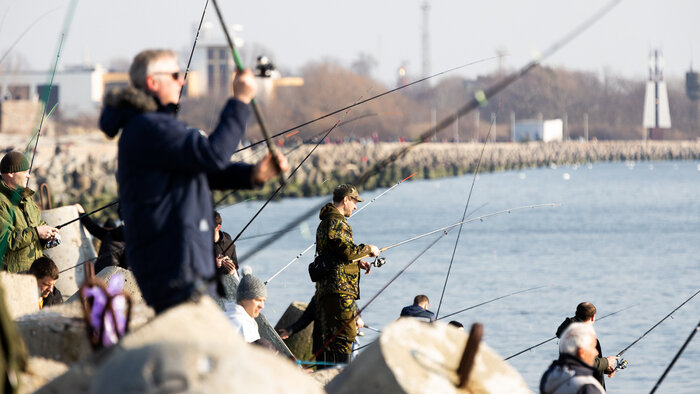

{"left": 99, "top": 86, "right": 158, "bottom": 138}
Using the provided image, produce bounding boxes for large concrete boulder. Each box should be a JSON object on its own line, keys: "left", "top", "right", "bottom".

{"left": 65, "top": 266, "right": 142, "bottom": 304}
{"left": 41, "top": 205, "right": 97, "bottom": 297}
{"left": 274, "top": 301, "right": 314, "bottom": 360}
{"left": 0, "top": 272, "right": 39, "bottom": 318}
{"left": 39, "top": 296, "right": 323, "bottom": 394}
{"left": 214, "top": 274, "right": 293, "bottom": 357}
{"left": 15, "top": 299, "right": 154, "bottom": 364}
{"left": 20, "top": 357, "right": 69, "bottom": 393}
{"left": 325, "top": 319, "right": 530, "bottom": 394}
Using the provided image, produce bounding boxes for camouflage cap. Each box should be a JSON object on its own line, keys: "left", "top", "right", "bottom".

{"left": 333, "top": 184, "right": 364, "bottom": 202}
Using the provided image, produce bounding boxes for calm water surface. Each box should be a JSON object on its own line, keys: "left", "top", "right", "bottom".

{"left": 222, "top": 160, "right": 700, "bottom": 393}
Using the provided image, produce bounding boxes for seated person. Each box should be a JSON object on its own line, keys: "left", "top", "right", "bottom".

{"left": 400, "top": 294, "right": 436, "bottom": 322}
{"left": 28, "top": 257, "right": 63, "bottom": 309}
{"left": 75, "top": 204, "right": 126, "bottom": 274}
{"left": 226, "top": 270, "right": 266, "bottom": 343}
{"left": 214, "top": 211, "right": 238, "bottom": 277}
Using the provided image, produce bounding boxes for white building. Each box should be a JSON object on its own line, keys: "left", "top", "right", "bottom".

{"left": 513, "top": 119, "right": 563, "bottom": 142}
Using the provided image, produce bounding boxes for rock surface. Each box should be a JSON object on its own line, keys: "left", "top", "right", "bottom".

{"left": 275, "top": 301, "right": 314, "bottom": 360}
{"left": 325, "top": 319, "right": 530, "bottom": 394}
{"left": 0, "top": 272, "right": 39, "bottom": 318}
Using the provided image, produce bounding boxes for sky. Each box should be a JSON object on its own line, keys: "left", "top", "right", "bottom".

{"left": 1, "top": 0, "right": 699, "bottom": 85}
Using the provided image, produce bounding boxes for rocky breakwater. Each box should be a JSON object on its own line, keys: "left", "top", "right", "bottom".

{"left": 5, "top": 134, "right": 700, "bottom": 208}
{"left": 233, "top": 140, "right": 700, "bottom": 201}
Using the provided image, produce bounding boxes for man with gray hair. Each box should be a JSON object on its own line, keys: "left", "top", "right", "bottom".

{"left": 99, "top": 49, "right": 289, "bottom": 313}
{"left": 540, "top": 323, "right": 605, "bottom": 394}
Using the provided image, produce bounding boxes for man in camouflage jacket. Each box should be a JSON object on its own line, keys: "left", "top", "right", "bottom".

{"left": 0, "top": 151, "right": 58, "bottom": 273}
{"left": 315, "top": 184, "right": 379, "bottom": 365}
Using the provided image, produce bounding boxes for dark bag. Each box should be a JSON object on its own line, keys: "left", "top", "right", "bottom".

{"left": 308, "top": 255, "right": 333, "bottom": 282}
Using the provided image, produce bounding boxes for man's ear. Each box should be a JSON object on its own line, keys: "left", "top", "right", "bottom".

{"left": 145, "top": 75, "right": 158, "bottom": 92}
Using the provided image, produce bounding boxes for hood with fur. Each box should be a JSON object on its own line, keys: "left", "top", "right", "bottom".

{"left": 99, "top": 86, "right": 158, "bottom": 138}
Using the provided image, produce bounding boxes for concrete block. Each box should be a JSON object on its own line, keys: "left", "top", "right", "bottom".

{"left": 41, "top": 205, "right": 97, "bottom": 297}
{"left": 20, "top": 357, "right": 69, "bottom": 394}
{"left": 326, "top": 319, "right": 530, "bottom": 394}
{"left": 64, "top": 266, "right": 142, "bottom": 304}
{"left": 0, "top": 272, "right": 39, "bottom": 318}
{"left": 15, "top": 300, "right": 154, "bottom": 364}
{"left": 275, "top": 301, "right": 314, "bottom": 360}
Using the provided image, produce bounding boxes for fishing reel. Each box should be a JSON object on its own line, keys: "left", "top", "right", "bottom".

{"left": 45, "top": 235, "right": 62, "bottom": 249}
{"left": 371, "top": 257, "right": 387, "bottom": 268}
{"left": 614, "top": 358, "right": 628, "bottom": 371}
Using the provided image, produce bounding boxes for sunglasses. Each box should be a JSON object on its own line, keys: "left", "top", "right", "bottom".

{"left": 152, "top": 71, "right": 181, "bottom": 80}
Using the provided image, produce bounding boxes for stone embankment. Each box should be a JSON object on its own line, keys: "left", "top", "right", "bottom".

{"left": 3, "top": 133, "right": 700, "bottom": 210}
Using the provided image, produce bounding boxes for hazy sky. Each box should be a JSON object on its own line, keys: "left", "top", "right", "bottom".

{"left": 2, "top": 0, "right": 699, "bottom": 85}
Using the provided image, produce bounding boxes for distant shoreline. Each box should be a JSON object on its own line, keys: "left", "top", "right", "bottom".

{"left": 3, "top": 135, "right": 700, "bottom": 211}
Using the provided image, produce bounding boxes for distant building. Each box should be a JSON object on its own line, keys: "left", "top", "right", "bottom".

{"left": 513, "top": 119, "right": 563, "bottom": 142}
{"left": 642, "top": 50, "right": 671, "bottom": 140}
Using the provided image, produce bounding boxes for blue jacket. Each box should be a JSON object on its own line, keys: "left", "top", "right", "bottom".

{"left": 400, "top": 304, "right": 436, "bottom": 322}
{"left": 99, "top": 86, "right": 255, "bottom": 312}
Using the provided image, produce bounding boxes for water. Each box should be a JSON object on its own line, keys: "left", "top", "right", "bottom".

{"left": 222, "top": 160, "right": 700, "bottom": 393}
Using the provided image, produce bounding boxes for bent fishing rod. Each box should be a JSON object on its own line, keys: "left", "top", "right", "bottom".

{"left": 238, "top": 0, "right": 621, "bottom": 265}
{"left": 210, "top": 0, "right": 285, "bottom": 182}
{"left": 0, "top": 7, "right": 61, "bottom": 67}
{"left": 311, "top": 202, "right": 559, "bottom": 362}
{"left": 504, "top": 303, "right": 638, "bottom": 361}
{"left": 612, "top": 288, "right": 700, "bottom": 372}
{"left": 351, "top": 203, "right": 559, "bottom": 262}
{"left": 263, "top": 172, "right": 417, "bottom": 285}
{"left": 437, "top": 284, "right": 550, "bottom": 321}
{"left": 436, "top": 102, "right": 501, "bottom": 319}
{"left": 649, "top": 319, "right": 700, "bottom": 394}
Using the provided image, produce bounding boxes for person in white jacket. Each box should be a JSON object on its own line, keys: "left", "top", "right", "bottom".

{"left": 226, "top": 269, "right": 266, "bottom": 342}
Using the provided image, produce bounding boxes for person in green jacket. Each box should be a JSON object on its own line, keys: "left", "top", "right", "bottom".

{"left": 0, "top": 151, "right": 58, "bottom": 273}
{"left": 315, "top": 184, "right": 379, "bottom": 365}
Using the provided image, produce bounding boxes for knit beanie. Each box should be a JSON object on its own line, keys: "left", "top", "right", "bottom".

{"left": 237, "top": 269, "right": 267, "bottom": 301}
{"left": 0, "top": 151, "right": 29, "bottom": 174}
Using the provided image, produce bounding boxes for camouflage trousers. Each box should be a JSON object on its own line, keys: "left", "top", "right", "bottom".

{"left": 317, "top": 293, "right": 357, "bottom": 356}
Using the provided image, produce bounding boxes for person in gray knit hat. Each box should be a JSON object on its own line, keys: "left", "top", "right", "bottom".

{"left": 226, "top": 268, "right": 267, "bottom": 342}
{"left": 1, "top": 151, "right": 59, "bottom": 272}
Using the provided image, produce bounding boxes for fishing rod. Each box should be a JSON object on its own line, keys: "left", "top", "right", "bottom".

{"left": 263, "top": 172, "right": 417, "bottom": 285}
{"left": 210, "top": 0, "right": 285, "bottom": 182}
{"left": 363, "top": 325, "right": 381, "bottom": 333}
{"left": 0, "top": 7, "right": 61, "bottom": 67}
{"left": 237, "top": 0, "right": 621, "bottom": 265}
{"left": 234, "top": 58, "right": 498, "bottom": 154}
{"left": 213, "top": 113, "right": 379, "bottom": 208}
{"left": 504, "top": 303, "right": 638, "bottom": 361}
{"left": 26, "top": 34, "right": 64, "bottom": 184}
{"left": 351, "top": 203, "right": 558, "bottom": 262}
{"left": 649, "top": 319, "right": 700, "bottom": 394}
{"left": 311, "top": 202, "right": 559, "bottom": 362}
{"left": 436, "top": 102, "right": 501, "bottom": 319}
{"left": 55, "top": 200, "right": 120, "bottom": 229}
{"left": 178, "top": 0, "right": 209, "bottom": 106}
{"left": 437, "top": 284, "right": 550, "bottom": 321}
{"left": 612, "top": 288, "right": 700, "bottom": 372}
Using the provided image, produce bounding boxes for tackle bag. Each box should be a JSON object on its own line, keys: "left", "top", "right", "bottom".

{"left": 308, "top": 255, "right": 334, "bottom": 282}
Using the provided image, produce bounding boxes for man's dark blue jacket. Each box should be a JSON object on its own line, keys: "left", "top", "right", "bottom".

{"left": 400, "top": 304, "right": 436, "bottom": 322}
{"left": 99, "top": 86, "right": 255, "bottom": 313}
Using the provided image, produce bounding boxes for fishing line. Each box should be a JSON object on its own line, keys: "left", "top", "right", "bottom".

{"left": 435, "top": 102, "right": 501, "bottom": 319}
{"left": 436, "top": 284, "right": 550, "bottom": 321}
{"left": 237, "top": 0, "right": 621, "bottom": 264}
{"left": 615, "top": 289, "right": 699, "bottom": 360}
{"left": 263, "top": 172, "right": 417, "bottom": 285}
{"left": 311, "top": 203, "right": 558, "bottom": 361}
{"left": 649, "top": 319, "right": 700, "bottom": 394}
{"left": 504, "top": 303, "right": 639, "bottom": 361}
{"left": 211, "top": 0, "right": 285, "bottom": 181}
{"left": 178, "top": 0, "right": 209, "bottom": 106}
{"left": 234, "top": 57, "right": 499, "bottom": 153}
{"left": 0, "top": 6, "right": 61, "bottom": 67}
